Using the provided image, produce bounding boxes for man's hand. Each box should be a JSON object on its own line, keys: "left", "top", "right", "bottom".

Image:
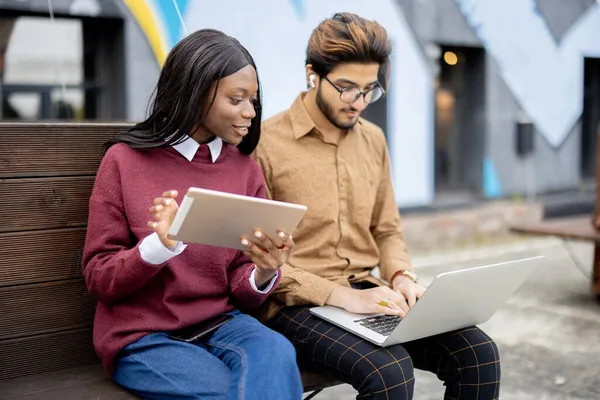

{"left": 326, "top": 285, "right": 410, "bottom": 317}
{"left": 392, "top": 274, "right": 426, "bottom": 308}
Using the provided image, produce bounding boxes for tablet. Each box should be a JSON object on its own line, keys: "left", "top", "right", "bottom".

{"left": 167, "top": 187, "right": 308, "bottom": 250}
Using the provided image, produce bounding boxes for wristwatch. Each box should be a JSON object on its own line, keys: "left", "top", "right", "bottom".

{"left": 394, "top": 269, "right": 419, "bottom": 283}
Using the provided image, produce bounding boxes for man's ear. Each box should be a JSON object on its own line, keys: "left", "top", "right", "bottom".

{"left": 305, "top": 65, "right": 316, "bottom": 89}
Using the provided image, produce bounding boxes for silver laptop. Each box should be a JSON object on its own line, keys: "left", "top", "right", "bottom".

{"left": 310, "top": 255, "right": 543, "bottom": 346}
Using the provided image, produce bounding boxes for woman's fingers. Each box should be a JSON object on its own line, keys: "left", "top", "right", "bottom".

{"left": 162, "top": 190, "right": 178, "bottom": 198}
{"left": 277, "top": 230, "right": 294, "bottom": 249}
{"left": 149, "top": 204, "right": 164, "bottom": 213}
{"left": 253, "top": 230, "right": 277, "bottom": 254}
{"left": 242, "top": 237, "right": 272, "bottom": 264}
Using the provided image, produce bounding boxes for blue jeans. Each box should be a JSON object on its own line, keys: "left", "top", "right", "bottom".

{"left": 113, "top": 311, "right": 303, "bottom": 400}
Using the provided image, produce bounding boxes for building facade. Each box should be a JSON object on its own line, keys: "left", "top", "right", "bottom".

{"left": 1, "top": 0, "right": 599, "bottom": 209}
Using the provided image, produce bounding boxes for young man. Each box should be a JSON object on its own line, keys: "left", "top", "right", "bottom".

{"left": 253, "top": 12, "right": 501, "bottom": 400}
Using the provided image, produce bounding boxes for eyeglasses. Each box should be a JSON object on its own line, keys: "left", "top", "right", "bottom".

{"left": 322, "top": 76, "right": 385, "bottom": 104}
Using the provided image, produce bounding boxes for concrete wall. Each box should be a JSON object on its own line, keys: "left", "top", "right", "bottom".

{"left": 3, "top": 0, "right": 597, "bottom": 202}
{"left": 113, "top": 1, "right": 160, "bottom": 121}
{"left": 485, "top": 55, "right": 582, "bottom": 196}
{"left": 397, "top": 0, "right": 597, "bottom": 197}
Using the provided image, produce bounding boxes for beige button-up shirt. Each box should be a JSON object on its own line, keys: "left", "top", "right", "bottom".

{"left": 253, "top": 93, "right": 413, "bottom": 320}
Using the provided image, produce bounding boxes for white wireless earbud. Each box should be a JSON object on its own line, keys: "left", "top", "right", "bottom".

{"left": 309, "top": 74, "right": 316, "bottom": 88}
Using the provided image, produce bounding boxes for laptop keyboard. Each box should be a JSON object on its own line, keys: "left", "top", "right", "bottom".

{"left": 354, "top": 315, "right": 402, "bottom": 336}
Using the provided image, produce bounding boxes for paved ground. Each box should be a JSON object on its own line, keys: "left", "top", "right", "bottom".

{"left": 306, "top": 239, "right": 600, "bottom": 399}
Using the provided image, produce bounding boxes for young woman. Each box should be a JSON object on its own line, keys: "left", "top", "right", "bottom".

{"left": 82, "top": 29, "right": 303, "bottom": 400}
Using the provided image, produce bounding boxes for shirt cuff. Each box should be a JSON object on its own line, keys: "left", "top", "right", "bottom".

{"left": 139, "top": 232, "right": 186, "bottom": 265}
{"left": 249, "top": 267, "right": 278, "bottom": 294}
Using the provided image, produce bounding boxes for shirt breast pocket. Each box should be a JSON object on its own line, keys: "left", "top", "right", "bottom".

{"left": 352, "top": 160, "right": 380, "bottom": 221}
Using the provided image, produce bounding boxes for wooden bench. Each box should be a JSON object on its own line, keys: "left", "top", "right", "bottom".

{"left": 0, "top": 122, "right": 341, "bottom": 399}
{"left": 510, "top": 125, "right": 600, "bottom": 300}
{"left": 510, "top": 215, "right": 600, "bottom": 300}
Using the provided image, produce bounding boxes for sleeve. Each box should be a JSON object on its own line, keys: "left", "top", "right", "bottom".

{"left": 81, "top": 149, "right": 171, "bottom": 305}
{"left": 225, "top": 161, "right": 281, "bottom": 309}
{"left": 270, "top": 263, "right": 340, "bottom": 306}
{"left": 370, "top": 134, "right": 413, "bottom": 283}
{"left": 227, "top": 251, "right": 281, "bottom": 311}
{"left": 249, "top": 268, "right": 279, "bottom": 293}
{"left": 139, "top": 232, "right": 186, "bottom": 264}
{"left": 252, "top": 143, "right": 341, "bottom": 306}
{"left": 250, "top": 144, "right": 274, "bottom": 198}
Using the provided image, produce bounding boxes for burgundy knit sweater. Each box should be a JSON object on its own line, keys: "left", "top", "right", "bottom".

{"left": 82, "top": 142, "right": 278, "bottom": 376}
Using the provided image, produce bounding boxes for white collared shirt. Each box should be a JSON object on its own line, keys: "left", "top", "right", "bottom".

{"left": 138, "top": 136, "right": 278, "bottom": 294}
{"left": 172, "top": 135, "right": 223, "bottom": 163}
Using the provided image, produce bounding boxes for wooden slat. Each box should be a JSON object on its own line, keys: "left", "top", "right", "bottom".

{"left": 2, "top": 379, "right": 133, "bottom": 400}
{"left": 0, "top": 364, "right": 133, "bottom": 400}
{"left": 0, "top": 177, "right": 94, "bottom": 233}
{"left": 0, "top": 122, "right": 131, "bottom": 178}
{"left": 0, "top": 280, "right": 95, "bottom": 341}
{"left": 0, "top": 364, "right": 341, "bottom": 400}
{"left": 0, "top": 228, "right": 85, "bottom": 287}
{"left": 0, "top": 364, "right": 339, "bottom": 399}
{"left": 0, "top": 328, "right": 99, "bottom": 381}
{"left": 510, "top": 215, "right": 600, "bottom": 243}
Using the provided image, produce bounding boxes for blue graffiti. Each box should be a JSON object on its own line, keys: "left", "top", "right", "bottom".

{"left": 155, "top": 0, "right": 189, "bottom": 47}
{"left": 289, "top": 0, "right": 305, "bottom": 19}
{"left": 483, "top": 157, "right": 502, "bottom": 198}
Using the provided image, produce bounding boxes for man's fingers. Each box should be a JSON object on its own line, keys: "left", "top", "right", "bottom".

{"left": 385, "top": 300, "right": 405, "bottom": 314}
{"left": 404, "top": 290, "right": 417, "bottom": 308}
{"left": 374, "top": 304, "right": 405, "bottom": 317}
{"left": 382, "top": 287, "right": 409, "bottom": 307}
{"left": 381, "top": 288, "right": 410, "bottom": 314}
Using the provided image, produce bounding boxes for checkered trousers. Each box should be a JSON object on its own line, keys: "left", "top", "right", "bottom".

{"left": 267, "top": 306, "right": 501, "bottom": 400}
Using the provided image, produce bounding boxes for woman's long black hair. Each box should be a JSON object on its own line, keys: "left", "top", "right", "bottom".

{"left": 105, "top": 29, "right": 262, "bottom": 155}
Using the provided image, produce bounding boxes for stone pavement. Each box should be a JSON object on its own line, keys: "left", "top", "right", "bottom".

{"left": 400, "top": 200, "right": 544, "bottom": 254}
{"left": 305, "top": 239, "right": 600, "bottom": 400}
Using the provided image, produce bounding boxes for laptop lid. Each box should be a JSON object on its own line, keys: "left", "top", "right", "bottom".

{"left": 382, "top": 255, "right": 543, "bottom": 345}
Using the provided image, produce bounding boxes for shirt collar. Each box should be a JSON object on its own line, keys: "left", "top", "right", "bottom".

{"left": 289, "top": 92, "right": 317, "bottom": 140}
{"left": 172, "top": 136, "right": 223, "bottom": 163}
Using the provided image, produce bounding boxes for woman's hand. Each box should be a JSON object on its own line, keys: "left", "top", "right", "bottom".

{"left": 147, "top": 190, "right": 179, "bottom": 249}
{"left": 241, "top": 229, "right": 294, "bottom": 288}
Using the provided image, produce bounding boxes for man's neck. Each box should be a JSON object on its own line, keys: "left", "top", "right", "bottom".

{"left": 302, "top": 92, "right": 346, "bottom": 144}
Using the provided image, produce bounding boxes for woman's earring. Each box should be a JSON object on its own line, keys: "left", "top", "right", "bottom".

{"left": 309, "top": 74, "right": 316, "bottom": 88}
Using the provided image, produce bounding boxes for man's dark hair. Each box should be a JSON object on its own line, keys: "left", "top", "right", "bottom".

{"left": 305, "top": 12, "right": 392, "bottom": 88}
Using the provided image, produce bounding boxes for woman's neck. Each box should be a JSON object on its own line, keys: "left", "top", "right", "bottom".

{"left": 190, "top": 125, "right": 217, "bottom": 144}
